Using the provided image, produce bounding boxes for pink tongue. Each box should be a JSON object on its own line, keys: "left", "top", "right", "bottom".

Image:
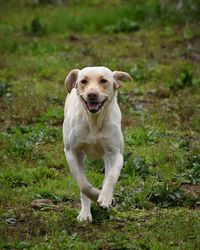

{"left": 88, "top": 102, "right": 100, "bottom": 111}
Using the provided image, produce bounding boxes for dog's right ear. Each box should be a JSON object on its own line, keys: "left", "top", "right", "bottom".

{"left": 113, "top": 71, "right": 132, "bottom": 89}
{"left": 65, "top": 69, "right": 79, "bottom": 93}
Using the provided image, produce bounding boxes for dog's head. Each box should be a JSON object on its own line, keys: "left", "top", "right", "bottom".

{"left": 65, "top": 66, "right": 132, "bottom": 115}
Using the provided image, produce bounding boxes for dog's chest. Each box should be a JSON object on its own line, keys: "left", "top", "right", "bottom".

{"left": 83, "top": 143, "right": 103, "bottom": 159}
{"left": 78, "top": 133, "right": 104, "bottom": 159}
{"left": 87, "top": 133, "right": 99, "bottom": 144}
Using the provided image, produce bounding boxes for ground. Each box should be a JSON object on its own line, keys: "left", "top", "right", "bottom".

{"left": 0, "top": 0, "right": 200, "bottom": 249}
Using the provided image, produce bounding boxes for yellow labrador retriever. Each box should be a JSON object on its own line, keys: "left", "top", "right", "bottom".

{"left": 63, "top": 66, "right": 131, "bottom": 222}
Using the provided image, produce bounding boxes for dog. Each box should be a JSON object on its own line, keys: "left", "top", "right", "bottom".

{"left": 63, "top": 66, "right": 132, "bottom": 222}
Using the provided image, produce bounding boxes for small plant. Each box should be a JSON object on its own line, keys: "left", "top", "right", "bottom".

{"left": 23, "top": 18, "right": 46, "bottom": 36}
{"left": 129, "top": 63, "right": 152, "bottom": 83}
{"left": 173, "top": 154, "right": 200, "bottom": 184}
{"left": 31, "top": 0, "right": 64, "bottom": 4}
{"left": 4, "top": 124, "right": 62, "bottom": 158}
{"left": 116, "top": 185, "right": 151, "bottom": 210}
{"left": 36, "top": 191, "right": 62, "bottom": 203}
{"left": 36, "top": 107, "right": 63, "bottom": 125}
{"left": 31, "top": 18, "right": 46, "bottom": 36}
{"left": 1, "top": 166, "right": 58, "bottom": 188}
{"left": 104, "top": 18, "right": 139, "bottom": 33}
{"left": 0, "top": 82, "right": 11, "bottom": 97}
{"left": 123, "top": 155, "right": 150, "bottom": 181}
{"left": 81, "top": 45, "right": 93, "bottom": 56}
{"left": 193, "top": 117, "right": 200, "bottom": 132}
{"left": 168, "top": 68, "right": 194, "bottom": 91}
{"left": 133, "top": 127, "right": 149, "bottom": 145}
{"left": 148, "top": 182, "right": 185, "bottom": 208}
{"left": 126, "top": 127, "right": 158, "bottom": 146}
{"left": 133, "top": 156, "right": 150, "bottom": 179}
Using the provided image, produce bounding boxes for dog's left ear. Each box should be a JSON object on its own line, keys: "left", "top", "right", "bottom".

{"left": 65, "top": 69, "right": 80, "bottom": 93}
{"left": 113, "top": 71, "right": 132, "bottom": 89}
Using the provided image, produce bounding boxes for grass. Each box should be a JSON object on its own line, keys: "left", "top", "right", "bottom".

{"left": 0, "top": 0, "right": 200, "bottom": 249}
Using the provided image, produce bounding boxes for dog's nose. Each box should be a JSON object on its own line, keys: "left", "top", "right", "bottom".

{"left": 88, "top": 92, "right": 98, "bottom": 99}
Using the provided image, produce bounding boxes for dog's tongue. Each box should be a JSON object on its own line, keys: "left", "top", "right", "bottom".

{"left": 87, "top": 102, "right": 100, "bottom": 112}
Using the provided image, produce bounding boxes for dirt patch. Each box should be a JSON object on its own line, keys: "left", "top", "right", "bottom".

{"left": 180, "top": 184, "right": 200, "bottom": 198}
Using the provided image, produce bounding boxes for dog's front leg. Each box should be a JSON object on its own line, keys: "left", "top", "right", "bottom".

{"left": 98, "top": 152, "right": 123, "bottom": 209}
{"left": 64, "top": 149, "right": 100, "bottom": 200}
{"left": 65, "top": 149, "right": 101, "bottom": 221}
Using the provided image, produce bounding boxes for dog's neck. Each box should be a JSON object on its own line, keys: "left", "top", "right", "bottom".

{"left": 87, "top": 111, "right": 106, "bottom": 134}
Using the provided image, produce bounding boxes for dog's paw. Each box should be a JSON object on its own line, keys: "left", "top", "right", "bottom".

{"left": 97, "top": 192, "right": 113, "bottom": 209}
{"left": 77, "top": 210, "right": 93, "bottom": 222}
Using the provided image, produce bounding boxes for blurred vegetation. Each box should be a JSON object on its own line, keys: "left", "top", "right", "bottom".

{"left": 0, "top": 0, "right": 200, "bottom": 249}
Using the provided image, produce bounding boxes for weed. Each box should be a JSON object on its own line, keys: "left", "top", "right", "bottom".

{"left": 133, "top": 156, "right": 150, "bottom": 179}
{"left": 23, "top": 18, "right": 47, "bottom": 36}
{"left": 0, "top": 82, "right": 11, "bottom": 97}
{"left": 126, "top": 127, "right": 159, "bottom": 146}
{"left": 0, "top": 166, "right": 58, "bottom": 188}
{"left": 104, "top": 18, "right": 139, "bottom": 33}
{"left": 123, "top": 155, "right": 150, "bottom": 180}
{"left": 31, "top": 0, "right": 64, "bottom": 4}
{"left": 174, "top": 154, "right": 200, "bottom": 185}
{"left": 35, "top": 192, "right": 63, "bottom": 203}
{"left": 148, "top": 182, "right": 185, "bottom": 208}
{"left": 193, "top": 117, "right": 200, "bottom": 132}
{"left": 116, "top": 184, "right": 152, "bottom": 210}
{"left": 35, "top": 107, "right": 63, "bottom": 125}
{"left": 1, "top": 124, "right": 62, "bottom": 158}
{"left": 129, "top": 63, "right": 153, "bottom": 83}
{"left": 167, "top": 68, "right": 194, "bottom": 91}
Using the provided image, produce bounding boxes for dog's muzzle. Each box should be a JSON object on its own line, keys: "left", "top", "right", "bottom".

{"left": 81, "top": 95, "right": 107, "bottom": 114}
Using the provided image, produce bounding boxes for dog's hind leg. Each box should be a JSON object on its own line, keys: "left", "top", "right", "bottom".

{"left": 77, "top": 192, "right": 92, "bottom": 222}
{"left": 65, "top": 149, "right": 100, "bottom": 201}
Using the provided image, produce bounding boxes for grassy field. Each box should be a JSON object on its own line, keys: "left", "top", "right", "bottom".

{"left": 0, "top": 0, "right": 200, "bottom": 249}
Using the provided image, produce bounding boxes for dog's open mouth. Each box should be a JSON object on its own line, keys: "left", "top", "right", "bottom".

{"left": 81, "top": 97, "right": 107, "bottom": 114}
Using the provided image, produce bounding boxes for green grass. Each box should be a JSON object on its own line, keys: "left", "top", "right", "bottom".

{"left": 0, "top": 0, "right": 200, "bottom": 249}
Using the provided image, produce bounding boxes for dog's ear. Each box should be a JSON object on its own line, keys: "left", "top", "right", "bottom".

{"left": 113, "top": 71, "right": 132, "bottom": 89}
{"left": 65, "top": 69, "right": 79, "bottom": 93}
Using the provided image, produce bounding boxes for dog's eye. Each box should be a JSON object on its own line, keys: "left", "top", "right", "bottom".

{"left": 80, "top": 79, "right": 88, "bottom": 84}
{"left": 100, "top": 79, "right": 107, "bottom": 84}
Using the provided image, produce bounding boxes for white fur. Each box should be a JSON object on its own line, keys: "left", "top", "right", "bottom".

{"left": 63, "top": 66, "right": 131, "bottom": 222}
